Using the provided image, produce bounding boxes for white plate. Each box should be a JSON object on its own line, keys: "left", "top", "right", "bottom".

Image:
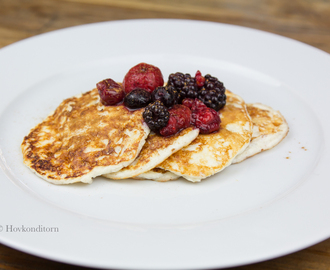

{"left": 0, "top": 19, "right": 330, "bottom": 269}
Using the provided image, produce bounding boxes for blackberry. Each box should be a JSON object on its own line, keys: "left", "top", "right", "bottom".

{"left": 143, "top": 100, "right": 170, "bottom": 132}
{"left": 198, "top": 74, "right": 226, "bottom": 111}
{"left": 166, "top": 85, "right": 181, "bottom": 105}
{"left": 168, "top": 72, "right": 198, "bottom": 101}
{"left": 124, "top": 88, "right": 151, "bottom": 109}
{"left": 152, "top": 86, "right": 176, "bottom": 108}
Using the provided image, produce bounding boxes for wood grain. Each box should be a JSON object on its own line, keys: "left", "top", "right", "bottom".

{"left": 0, "top": 0, "right": 330, "bottom": 269}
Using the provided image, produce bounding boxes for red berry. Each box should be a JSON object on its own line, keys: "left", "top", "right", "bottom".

{"left": 123, "top": 63, "right": 164, "bottom": 94}
{"left": 182, "top": 98, "right": 195, "bottom": 109}
{"left": 195, "top": 70, "right": 205, "bottom": 88}
{"left": 97, "top": 78, "right": 125, "bottom": 106}
{"left": 159, "top": 105, "right": 192, "bottom": 137}
{"left": 191, "top": 98, "right": 208, "bottom": 111}
{"left": 160, "top": 115, "right": 178, "bottom": 137}
{"left": 191, "top": 107, "right": 220, "bottom": 134}
{"left": 170, "top": 105, "right": 191, "bottom": 130}
{"left": 187, "top": 98, "right": 220, "bottom": 134}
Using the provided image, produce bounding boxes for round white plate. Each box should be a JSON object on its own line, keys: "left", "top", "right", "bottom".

{"left": 0, "top": 19, "right": 329, "bottom": 269}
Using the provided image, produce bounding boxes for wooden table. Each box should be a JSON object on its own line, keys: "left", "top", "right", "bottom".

{"left": 1, "top": 0, "right": 329, "bottom": 269}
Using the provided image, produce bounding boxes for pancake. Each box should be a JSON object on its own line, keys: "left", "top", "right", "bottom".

{"left": 21, "top": 89, "right": 150, "bottom": 184}
{"left": 133, "top": 168, "right": 180, "bottom": 182}
{"left": 158, "top": 90, "right": 253, "bottom": 182}
{"left": 232, "top": 103, "right": 289, "bottom": 163}
{"left": 103, "top": 127, "right": 199, "bottom": 179}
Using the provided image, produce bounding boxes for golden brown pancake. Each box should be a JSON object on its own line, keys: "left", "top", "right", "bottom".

{"left": 158, "top": 90, "right": 253, "bottom": 182}
{"left": 21, "top": 89, "right": 150, "bottom": 184}
{"left": 103, "top": 127, "right": 199, "bottom": 179}
{"left": 233, "top": 103, "right": 289, "bottom": 163}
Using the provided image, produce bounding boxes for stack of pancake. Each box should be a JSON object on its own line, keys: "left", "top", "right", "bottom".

{"left": 21, "top": 88, "right": 289, "bottom": 184}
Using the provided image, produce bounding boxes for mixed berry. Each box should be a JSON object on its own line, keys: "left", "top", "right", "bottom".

{"left": 168, "top": 72, "right": 199, "bottom": 101}
{"left": 123, "top": 62, "right": 164, "bottom": 94}
{"left": 96, "top": 78, "right": 125, "bottom": 106}
{"left": 190, "top": 99, "right": 221, "bottom": 134}
{"left": 198, "top": 74, "right": 226, "bottom": 111}
{"left": 96, "top": 63, "right": 226, "bottom": 136}
{"left": 160, "top": 105, "right": 191, "bottom": 137}
{"left": 143, "top": 101, "right": 170, "bottom": 132}
{"left": 124, "top": 88, "right": 151, "bottom": 109}
{"left": 151, "top": 86, "right": 179, "bottom": 108}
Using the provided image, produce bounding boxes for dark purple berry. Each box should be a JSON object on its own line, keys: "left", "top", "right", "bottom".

{"left": 166, "top": 85, "right": 181, "bottom": 105}
{"left": 167, "top": 72, "right": 198, "bottom": 101}
{"left": 143, "top": 100, "right": 170, "bottom": 132}
{"left": 151, "top": 86, "right": 180, "bottom": 108}
{"left": 124, "top": 88, "right": 151, "bottom": 109}
{"left": 198, "top": 74, "right": 226, "bottom": 111}
{"left": 151, "top": 86, "right": 172, "bottom": 107}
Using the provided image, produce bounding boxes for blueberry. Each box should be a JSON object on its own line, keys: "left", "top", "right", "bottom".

{"left": 124, "top": 88, "right": 151, "bottom": 109}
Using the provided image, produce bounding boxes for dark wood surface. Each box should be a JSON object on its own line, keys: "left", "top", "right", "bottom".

{"left": 1, "top": 0, "right": 330, "bottom": 269}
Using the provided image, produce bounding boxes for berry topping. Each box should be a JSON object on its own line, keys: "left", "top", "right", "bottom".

{"left": 151, "top": 86, "right": 180, "bottom": 108}
{"left": 190, "top": 98, "right": 221, "bottom": 134}
{"left": 192, "top": 107, "right": 220, "bottom": 134}
{"left": 143, "top": 100, "right": 170, "bottom": 132}
{"left": 185, "top": 98, "right": 221, "bottom": 134}
{"left": 159, "top": 115, "right": 178, "bottom": 137}
{"left": 195, "top": 70, "right": 205, "bottom": 88}
{"left": 197, "top": 74, "right": 226, "bottom": 111}
{"left": 182, "top": 98, "right": 195, "bottom": 109}
{"left": 159, "top": 105, "right": 192, "bottom": 137}
{"left": 123, "top": 63, "right": 164, "bottom": 94}
{"left": 124, "top": 88, "right": 151, "bottom": 109}
{"left": 97, "top": 78, "right": 125, "bottom": 106}
{"left": 167, "top": 72, "right": 198, "bottom": 101}
{"left": 166, "top": 85, "right": 181, "bottom": 105}
{"left": 159, "top": 104, "right": 191, "bottom": 137}
{"left": 170, "top": 105, "right": 191, "bottom": 130}
{"left": 191, "top": 98, "right": 208, "bottom": 111}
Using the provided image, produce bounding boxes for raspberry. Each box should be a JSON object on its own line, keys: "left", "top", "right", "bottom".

{"left": 189, "top": 98, "right": 221, "bottom": 134}
{"left": 143, "top": 100, "right": 170, "bottom": 132}
{"left": 192, "top": 107, "right": 220, "bottom": 134}
{"left": 198, "top": 74, "right": 226, "bottom": 111}
{"left": 124, "top": 88, "right": 151, "bottom": 109}
{"left": 159, "top": 105, "right": 191, "bottom": 136}
{"left": 181, "top": 98, "right": 195, "bottom": 109}
{"left": 195, "top": 70, "right": 205, "bottom": 88}
{"left": 123, "top": 63, "right": 164, "bottom": 94}
{"left": 97, "top": 78, "right": 125, "bottom": 106}
{"left": 160, "top": 116, "right": 178, "bottom": 137}
{"left": 191, "top": 98, "right": 208, "bottom": 111}
{"left": 167, "top": 72, "right": 198, "bottom": 100}
{"left": 170, "top": 105, "right": 191, "bottom": 130}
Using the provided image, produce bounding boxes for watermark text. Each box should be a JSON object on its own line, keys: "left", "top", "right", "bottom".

{"left": 0, "top": 225, "right": 59, "bottom": 233}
